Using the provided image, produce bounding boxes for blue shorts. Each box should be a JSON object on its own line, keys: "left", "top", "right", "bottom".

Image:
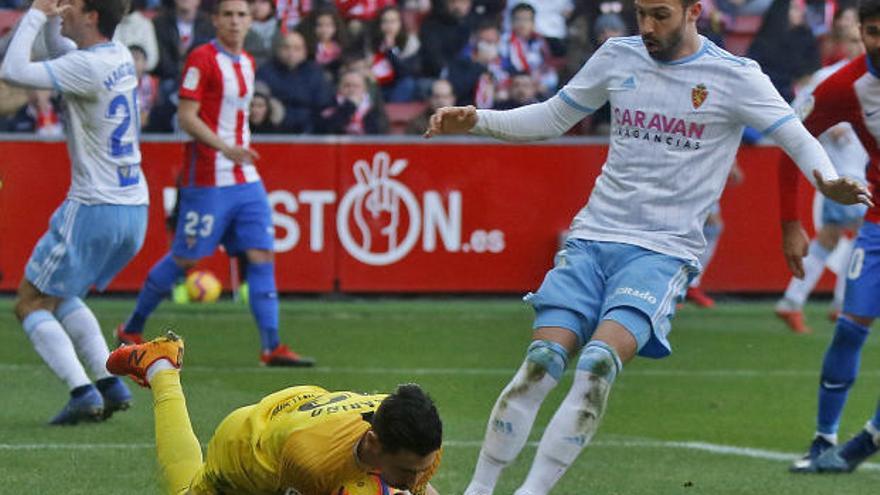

{"left": 843, "top": 221, "right": 880, "bottom": 318}
{"left": 25, "top": 200, "right": 147, "bottom": 298}
{"left": 171, "top": 182, "right": 274, "bottom": 259}
{"left": 822, "top": 197, "right": 866, "bottom": 226}
{"left": 526, "top": 239, "right": 698, "bottom": 358}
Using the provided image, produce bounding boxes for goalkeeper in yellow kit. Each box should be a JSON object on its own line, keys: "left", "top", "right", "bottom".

{"left": 106, "top": 332, "right": 442, "bottom": 495}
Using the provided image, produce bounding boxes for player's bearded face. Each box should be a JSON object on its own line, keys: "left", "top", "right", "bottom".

{"left": 861, "top": 20, "right": 880, "bottom": 70}
{"left": 637, "top": 0, "right": 690, "bottom": 61}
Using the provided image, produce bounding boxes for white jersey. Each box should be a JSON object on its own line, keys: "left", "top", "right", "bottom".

{"left": 794, "top": 61, "right": 868, "bottom": 181}
{"left": 1, "top": 10, "right": 148, "bottom": 206}
{"left": 560, "top": 36, "right": 798, "bottom": 263}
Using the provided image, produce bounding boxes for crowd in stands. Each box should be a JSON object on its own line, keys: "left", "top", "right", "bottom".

{"left": 0, "top": 0, "right": 866, "bottom": 136}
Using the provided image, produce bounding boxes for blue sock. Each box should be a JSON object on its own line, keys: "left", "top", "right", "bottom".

{"left": 817, "top": 317, "right": 870, "bottom": 435}
{"left": 247, "top": 262, "right": 280, "bottom": 352}
{"left": 125, "top": 254, "right": 184, "bottom": 333}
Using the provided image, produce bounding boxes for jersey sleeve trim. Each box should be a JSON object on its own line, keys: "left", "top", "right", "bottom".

{"left": 762, "top": 114, "right": 796, "bottom": 136}
{"left": 42, "top": 61, "right": 61, "bottom": 92}
{"left": 558, "top": 90, "right": 595, "bottom": 114}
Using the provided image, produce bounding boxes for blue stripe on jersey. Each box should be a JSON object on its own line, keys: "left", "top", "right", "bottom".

{"left": 659, "top": 41, "right": 709, "bottom": 65}
{"left": 42, "top": 61, "right": 61, "bottom": 92}
{"left": 558, "top": 90, "right": 595, "bottom": 114}
{"left": 85, "top": 42, "right": 116, "bottom": 51}
{"left": 762, "top": 114, "right": 797, "bottom": 135}
{"left": 705, "top": 44, "right": 749, "bottom": 67}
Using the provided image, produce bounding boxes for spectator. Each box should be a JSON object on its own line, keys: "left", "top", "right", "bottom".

{"left": 153, "top": 0, "right": 215, "bottom": 83}
{"left": 115, "top": 0, "right": 160, "bottom": 72}
{"left": 256, "top": 30, "right": 333, "bottom": 133}
{"left": 6, "top": 90, "right": 62, "bottom": 136}
{"left": 443, "top": 22, "right": 506, "bottom": 108}
{"left": 317, "top": 69, "right": 389, "bottom": 134}
{"left": 130, "top": 45, "right": 160, "bottom": 129}
{"left": 419, "top": 0, "right": 477, "bottom": 77}
{"left": 276, "top": 0, "right": 313, "bottom": 32}
{"left": 580, "top": 0, "right": 637, "bottom": 47}
{"left": 593, "top": 12, "right": 626, "bottom": 46}
{"left": 0, "top": 79, "right": 28, "bottom": 133}
{"left": 500, "top": 3, "right": 557, "bottom": 96}
{"left": 298, "top": 5, "right": 348, "bottom": 80}
{"left": 369, "top": 6, "right": 421, "bottom": 102}
{"left": 405, "top": 78, "right": 455, "bottom": 134}
{"left": 821, "top": 5, "right": 859, "bottom": 64}
{"left": 245, "top": 0, "right": 281, "bottom": 66}
{"left": 250, "top": 82, "right": 287, "bottom": 133}
{"left": 715, "top": 0, "right": 775, "bottom": 16}
{"left": 502, "top": 0, "right": 573, "bottom": 56}
{"left": 493, "top": 72, "right": 538, "bottom": 110}
{"left": 335, "top": 0, "right": 396, "bottom": 22}
{"left": 747, "top": 0, "right": 821, "bottom": 102}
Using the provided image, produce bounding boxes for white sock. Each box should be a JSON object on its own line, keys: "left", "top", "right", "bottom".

{"left": 515, "top": 345, "right": 619, "bottom": 495}
{"left": 56, "top": 299, "right": 112, "bottom": 380}
{"left": 831, "top": 241, "right": 853, "bottom": 311}
{"left": 464, "top": 360, "right": 560, "bottom": 495}
{"left": 22, "top": 310, "right": 90, "bottom": 390}
{"left": 146, "top": 359, "right": 176, "bottom": 384}
{"left": 783, "top": 240, "right": 830, "bottom": 307}
{"left": 816, "top": 431, "right": 838, "bottom": 445}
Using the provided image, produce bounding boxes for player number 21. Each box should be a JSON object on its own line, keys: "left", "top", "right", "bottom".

{"left": 184, "top": 212, "right": 215, "bottom": 238}
{"left": 106, "top": 90, "right": 139, "bottom": 158}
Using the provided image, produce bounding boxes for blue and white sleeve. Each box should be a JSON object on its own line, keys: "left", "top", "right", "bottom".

{"left": 732, "top": 62, "right": 799, "bottom": 137}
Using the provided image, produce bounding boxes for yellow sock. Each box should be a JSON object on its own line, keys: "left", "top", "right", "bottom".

{"left": 151, "top": 370, "right": 204, "bottom": 495}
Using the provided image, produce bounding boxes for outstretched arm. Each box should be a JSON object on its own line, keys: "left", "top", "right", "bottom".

{"left": 423, "top": 94, "right": 587, "bottom": 141}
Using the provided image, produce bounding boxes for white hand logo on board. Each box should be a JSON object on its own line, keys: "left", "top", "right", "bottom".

{"left": 337, "top": 152, "right": 422, "bottom": 265}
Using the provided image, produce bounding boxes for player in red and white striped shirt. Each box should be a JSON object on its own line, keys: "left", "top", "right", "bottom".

{"left": 119, "top": 0, "right": 314, "bottom": 368}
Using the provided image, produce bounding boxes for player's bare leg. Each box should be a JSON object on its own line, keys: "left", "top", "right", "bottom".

{"left": 245, "top": 248, "right": 315, "bottom": 367}
{"left": 464, "top": 328, "right": 576, "bottom": 495}
{"left": 776, "top": 225, "right": 843, "bottom": 334}
{"left": 514, "top": 321, "right": 634, "bottom": 495}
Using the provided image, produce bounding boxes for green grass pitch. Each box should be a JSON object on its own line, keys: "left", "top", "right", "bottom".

{"left": 0, "top": 298, "right": 878, "bottom": 494}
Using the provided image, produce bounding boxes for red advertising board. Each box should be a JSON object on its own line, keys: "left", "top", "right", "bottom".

{"left": 0, "top": 138, "right": 829, "bottom": 293}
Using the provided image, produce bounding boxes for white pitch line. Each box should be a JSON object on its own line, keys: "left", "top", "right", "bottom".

{"left": 3, "top": 364, "right": 879, "bottom": 378}
{"left": 1, "top": 438, "right": 878, "bottom": 471}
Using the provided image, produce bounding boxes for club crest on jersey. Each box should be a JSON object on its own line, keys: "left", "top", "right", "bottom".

{"left": 691, "top": 83, "right": 708, "bottom": 109}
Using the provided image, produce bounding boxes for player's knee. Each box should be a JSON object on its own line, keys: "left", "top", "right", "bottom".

{"left": 171, "top": 256, "right": 198, "bottom": 271}
{"left": 831, "top": 316, "right": 870, "bottom": 349}
{"left": 245, "top": 249, "right": 274, "bottom": 264}
{"left": 13, "top": 292, "right": 52, "bottom": 322}
{"left": 54, "top": 297, "right": 85, "bottom": 321}
{"left": 821, "top": 317, "right": 870, "bottom": 387}
{"left": 842, "top": 313, "right": 873, "bottom": 328}
{"left": 523, "top": 339, "right": 569, "bottom": 382}
{"left": 576, "top": 341, "right": 621, "bottom": 382}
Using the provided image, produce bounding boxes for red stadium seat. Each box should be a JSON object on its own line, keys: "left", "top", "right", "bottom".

{"left": 385, "top": 101, "right": 428, "bottom": 135}
{"left": 0, "top": 9, "right": 23, "bottom": 37}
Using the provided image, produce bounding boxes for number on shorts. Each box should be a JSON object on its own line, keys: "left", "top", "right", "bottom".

{"left": 183, "top": 211, "right": 215, "bottom": 238}
{"left": 848, "top": 248, "right": 865, "bottom": 280}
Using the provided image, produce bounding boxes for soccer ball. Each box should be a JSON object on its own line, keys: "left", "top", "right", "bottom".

{"left": 336, "top": 474, "right": 409, "bottom": 495}
{"left": 185, "top": 270, "right": 222, "bottom": 303}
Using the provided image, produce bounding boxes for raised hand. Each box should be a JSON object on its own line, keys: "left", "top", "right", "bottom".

{"left": 423, "top": 105, "right": 478, "bottom": 138}
{"left": 32, "top": 0, "right": 70, "bottom": 17}
{"left": 814, "top": 170, "right": 874, "bottom": 207}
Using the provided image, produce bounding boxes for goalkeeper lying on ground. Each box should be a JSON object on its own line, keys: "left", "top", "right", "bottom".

{"left": 107, "top": 332, "right": 442, "bottom": 495}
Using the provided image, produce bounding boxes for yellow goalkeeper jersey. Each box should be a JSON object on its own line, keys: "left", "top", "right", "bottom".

{"left": 191, "top": 385, "right": 439, "bottom": 495}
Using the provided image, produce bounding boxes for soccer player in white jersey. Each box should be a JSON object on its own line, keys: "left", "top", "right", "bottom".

{"left": 426, "top": 0, "right": 872, "bottom": 493}
{"left": 0, "top": 0, "right": 148, "bottom": 424}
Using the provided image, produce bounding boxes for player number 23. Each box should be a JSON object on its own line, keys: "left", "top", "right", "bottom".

{"left": 184, "top": 212, "right": 215, "bottom": 238}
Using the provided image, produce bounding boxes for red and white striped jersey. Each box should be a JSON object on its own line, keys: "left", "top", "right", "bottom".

{"left": 179, "top": 40, "right": 259, "bottom": 188}
{"left": 779, "top": 54, "right": 880, "bottom": 224}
